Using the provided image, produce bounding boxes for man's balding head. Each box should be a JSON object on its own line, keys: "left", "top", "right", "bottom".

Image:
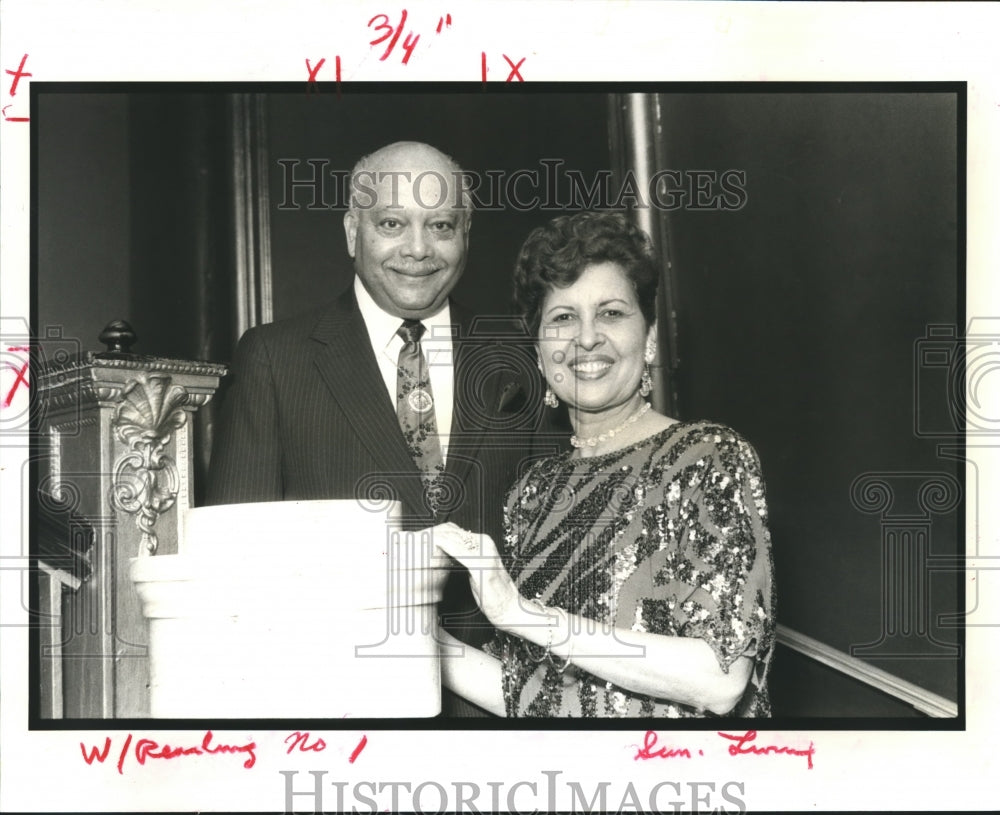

{"left": 344, "top": 141, "right": 472, "bottom": 319}
{"left": 349, "top": 141, "right": 466, "bottom": 210}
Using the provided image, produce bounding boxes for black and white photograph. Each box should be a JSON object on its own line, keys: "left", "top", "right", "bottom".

{"left": 1, "top": 3, "right": 996, "bottom": 813}
{"left": 29, "top": 85, "right": 962, "bottom": 724}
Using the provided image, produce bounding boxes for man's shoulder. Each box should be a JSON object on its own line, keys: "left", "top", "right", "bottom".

{"left": 248, "top": 304, "right": 336, "bottom": 339}
{"left": 240, "top": 290, "right": 355, "bottom": 349}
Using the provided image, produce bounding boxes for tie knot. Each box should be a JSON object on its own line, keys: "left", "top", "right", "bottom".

{"left": 397, "top": 319, "right": 425, "bottom": 345}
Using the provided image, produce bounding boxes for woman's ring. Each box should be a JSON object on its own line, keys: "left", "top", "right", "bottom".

{"left": 461, "top": 530, "right": 476, "bottom": 550}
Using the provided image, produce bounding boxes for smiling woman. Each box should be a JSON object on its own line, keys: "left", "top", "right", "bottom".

{"left": 537, "top": 261, "right": 654, "bottom": 424}
{"left": 433, "top": 212, "right": 776, "bottom": 718}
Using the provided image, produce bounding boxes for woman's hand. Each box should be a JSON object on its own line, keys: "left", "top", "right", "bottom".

{"left": 430, "top": 523, "right": 523, "bottom": 629}
{"left": 430, "top": 524, "right": 751, "bottom": 714}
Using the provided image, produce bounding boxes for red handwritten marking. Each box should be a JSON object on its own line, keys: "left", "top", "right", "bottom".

{"left": 117, "top": 733, "right": 133, "bottom": 774}
{"left": 80, "top": 731, "right": 257, "bottom": 773}
{"left": 3, "top": 346, "right": 30, "bottom": 407}
{"left": 399, "top": 30, "right": 419, "bottom": 64}
{"left": 80, "top": 737, "right": 112, "bottom": 765}
{"left": 481, "top": 51, "right": 487, "bottom": 85}
{"left": 3, "top": 54, "right": 30, "bottom": 122}
{"left": 348, "top": 735, "right": 368, "bottom": 763}
{"left": 435, "top": 13, "right": 452, "bottom": 34}
{"left": 633, "top": 730, "right": 693, "bottom": 761}
{"left": 137, "top": 730, "right": 257, "bottom": 769}
{"left": 5, "top": 54, "right": 31, "bottom": 96}
{"left": 2, "top": 103, "right": 29, "bottom": 122}
{"left": 285, "top": 731, "right": 327, "bottom": 754}
{"left": 503, "top": 54, "right": 525, "bottom": 83}
{"left": 369, "top": 10, "right": 406, "bottom": 61}
{"left": 717, "top": 730, "right": 815, "bottom": 770}
{"left": 306, "top": 57, "right": 326, "bottom": 83}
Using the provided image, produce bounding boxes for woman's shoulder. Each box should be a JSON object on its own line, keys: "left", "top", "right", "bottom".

{"left": 665, "top": 419, "right": 758, "bottom": 450}
{"left": 644, "top": 419, "right": 764, "bottom": 475}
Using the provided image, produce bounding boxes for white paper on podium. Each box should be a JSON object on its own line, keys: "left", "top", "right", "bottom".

{"left": 131, "top": 500, "right": 446, "bottom": 718}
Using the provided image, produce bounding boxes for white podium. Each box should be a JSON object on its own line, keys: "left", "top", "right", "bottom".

{"left": 131, "top": 500, "right": 446, "bottom": 718}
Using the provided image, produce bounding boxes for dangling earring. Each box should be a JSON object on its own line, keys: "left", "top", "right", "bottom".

{"left": 538, "top": 355, "right": 559, "bottom": 408}
{"left": 641, "top": 330, "right": 656, "bottom": 397}
{"left": 639, "top": 366, "right": 653, "bottom": 397}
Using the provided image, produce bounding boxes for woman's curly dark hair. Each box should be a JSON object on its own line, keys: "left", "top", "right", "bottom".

{"left": 512, "top": 212, "right": 658, "bottom": 335}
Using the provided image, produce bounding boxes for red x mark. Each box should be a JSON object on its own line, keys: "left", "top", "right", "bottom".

{"left": 503, "top": 54, "right": 525, "bottom": 82}
{"left": 3, "top": 346, "right": 30, "bottom": 408}
{"left": 305, "top": 57, "right": 326, "bottom": 83}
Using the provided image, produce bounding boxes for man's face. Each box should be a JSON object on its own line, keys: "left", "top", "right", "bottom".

{"left": 344, "top": 148, "right": 471, "bottom": 319}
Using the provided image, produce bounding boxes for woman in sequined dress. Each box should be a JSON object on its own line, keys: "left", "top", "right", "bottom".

{"left": 433, "top": 212, "right": 775, "bottom": 718}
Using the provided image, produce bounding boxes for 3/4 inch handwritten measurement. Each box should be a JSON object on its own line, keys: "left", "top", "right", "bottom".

{"left": 369, "top": 9, "right": 452, "bottom": 64}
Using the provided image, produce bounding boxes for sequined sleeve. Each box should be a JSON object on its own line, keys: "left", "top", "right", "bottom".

{"left": 625, "top": 428, "right": 775, "bottom": 674}
{"left": 480, "top": 466, "right": 544, "bottom": 665}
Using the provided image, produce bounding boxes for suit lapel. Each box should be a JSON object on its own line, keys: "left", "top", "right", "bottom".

{"left": 445, "top": 303, "right": 494, "bottom": 494}
{"left": 309, "top": 288, "right": 427, "bottom": 514}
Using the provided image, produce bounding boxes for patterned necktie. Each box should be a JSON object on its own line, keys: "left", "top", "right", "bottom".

{"left": 396, "top": 320, "right": 445, "bottom": 503}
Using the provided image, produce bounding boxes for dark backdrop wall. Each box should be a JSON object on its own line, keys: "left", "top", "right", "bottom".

{"left": 660, "top": 92, "right": 960, "bottom": 702}
{"left": 36, "top": 94, "right": 131, "bottom": 351}
{"left": 36, "top": 93, "right": 234, "bottom": 362}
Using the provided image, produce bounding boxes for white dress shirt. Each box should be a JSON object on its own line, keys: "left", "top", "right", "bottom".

{"left": 353, "top": 276, "right": 455, "bottom": 461}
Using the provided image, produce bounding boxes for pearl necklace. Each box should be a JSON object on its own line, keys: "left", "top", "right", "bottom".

{"left": 570, "top": 402, "right": 652, "bottom": 449}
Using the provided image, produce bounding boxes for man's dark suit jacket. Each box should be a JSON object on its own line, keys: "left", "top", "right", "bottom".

{"left": 206, "top": 285, "right": 563, "bottom": 712}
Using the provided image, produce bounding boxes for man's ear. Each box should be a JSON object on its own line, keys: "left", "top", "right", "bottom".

{"left": 343, "top": 209, "right": 359, "bottom": 258}
{"left": 461, "top": 210, "right": 473, "bottom": 248}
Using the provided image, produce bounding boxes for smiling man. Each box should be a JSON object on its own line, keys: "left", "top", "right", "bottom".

{"left": 345, "top": 142, "right": 470, "bottom": 319}
{"left": 207, "top": 142, "right": 549, "bottom": 717}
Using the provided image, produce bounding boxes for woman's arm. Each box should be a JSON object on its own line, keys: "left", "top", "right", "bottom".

{"left": 498, "top": 599, "right": 752, "bottom": 716}
{"left": 432, "top": 524, "right": 753, "bottom": 716}
{"left": 437, "top": 629, "right": 506, "bottom": 717}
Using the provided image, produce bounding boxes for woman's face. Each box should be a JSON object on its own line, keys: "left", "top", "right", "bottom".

{"left": 537, "top": 261, "right": 654, "bottom": 414}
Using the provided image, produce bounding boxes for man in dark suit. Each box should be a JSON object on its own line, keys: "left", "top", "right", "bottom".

{"left": 207, "top": 141, "right": 554, "bottom": 715}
